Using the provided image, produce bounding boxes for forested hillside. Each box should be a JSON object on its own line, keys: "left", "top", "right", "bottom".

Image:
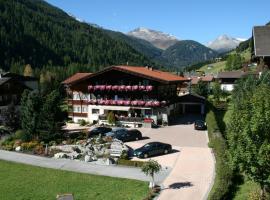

{"left": 0, "top": 0, "right": 152, "bottom": 73}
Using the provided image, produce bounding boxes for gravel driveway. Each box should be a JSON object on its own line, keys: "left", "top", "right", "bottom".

{"left": 126, "top": 115, "right": 215, "bottom": 200}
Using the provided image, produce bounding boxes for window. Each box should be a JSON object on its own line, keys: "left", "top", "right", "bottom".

{"left": 92, "top": 109, "right": 99, "bottom": 114}
{"left": 73, "top": 106, "right": 81, "bottom": 113}
{"left": 82, "top": 106, "right": 88, "bottom": 113}
{"left": 143, "top": 80, "right": 149, "bottom": 85}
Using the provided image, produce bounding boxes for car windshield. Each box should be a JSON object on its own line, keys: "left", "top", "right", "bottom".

{"left": 143, "top": 144, "right": 152, "bottom": 149}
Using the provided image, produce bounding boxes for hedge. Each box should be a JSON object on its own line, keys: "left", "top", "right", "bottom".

{"left": 206, "top": 103, "right": 233, "bottom": 200}
{"left": 117, "top": 159, "right": 145, "bottom": 168}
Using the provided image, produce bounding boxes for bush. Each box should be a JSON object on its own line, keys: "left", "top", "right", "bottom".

{"left": 117, "top": 159, "right": 145, "bottom": 167}
{"left": 78, "top": 119, "right": 87, "bottom": 126}
{"left": 21, "top": 141, "right": 39, "bottom": 151}
{"left": 120, "top": 150, "right": 129, "bottom": 160}
{"left": 14, "top": 130, "right": 31, "bottom": 142}
{"left": 206, "top": 103, "right": 233, "bottom": 200}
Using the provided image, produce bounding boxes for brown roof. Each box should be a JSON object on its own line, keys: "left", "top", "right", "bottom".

{"left": 62, "top": 73, "right": 92, "bottom": 85}
{"left": 114, "top": 66, "right": 187, "bottom": 83}
{"left": 188, "top": 75, "right": 214, "bottom": 85}
{"left": 253, "top": 26, "right": 270, "bottom": 56}
{"left": 217, "top": 71, "right": 244, "bottom": 79}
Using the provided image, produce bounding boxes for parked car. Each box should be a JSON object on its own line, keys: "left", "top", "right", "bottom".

{"left": 88, "top": 127, "right": 112, "bottom": 137}
{"left": 134, "top": 142, "right": 172, "bottom": 158}
{"left": 194, "top": 120, "right": 207, "bottom": 130}
{"left": 106, "top": 128, "right": 142, "bottom": 142}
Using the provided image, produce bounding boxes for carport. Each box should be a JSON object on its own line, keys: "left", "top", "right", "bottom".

{"left": 177, "top": 93, "right": 206, "bottom": 115}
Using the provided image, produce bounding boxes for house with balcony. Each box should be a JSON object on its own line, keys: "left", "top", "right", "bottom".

{"left": 63, "top": 66, "right": 188, "bottom": 127}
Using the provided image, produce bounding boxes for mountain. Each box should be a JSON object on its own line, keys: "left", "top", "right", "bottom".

{"left": 127, "top": 27, "right": 179, "bottom": 50}
{"left": 0, "top": 0, "right": 153, "bottom": 72}
{"left": 104, "top": 29, "right": 163, "bottom": 61}
{"left": 161, "top": 40, "right": 218, "bottom": 67}
{"left": 207, "top": 35, "right": 247, "bottom": 53}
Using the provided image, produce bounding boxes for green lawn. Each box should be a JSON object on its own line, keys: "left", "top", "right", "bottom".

{"left": 0, "top": 160, "right": 148, "bottom": 200}
{"left": 233, "top": 179, "right": 260, "bottom": 200}
{"left": 199, "top": 61, "right": 226, "bottom": 74}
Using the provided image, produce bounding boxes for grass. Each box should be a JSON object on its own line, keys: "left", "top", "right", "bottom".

{"left": 0, "top": 160, "right": 148, "bottom": 200}
{"left": 233, "top": 179, "right": 260, "bottom": 200}
{"left": 199, "top": 61, "right": 226, "bottom": 74}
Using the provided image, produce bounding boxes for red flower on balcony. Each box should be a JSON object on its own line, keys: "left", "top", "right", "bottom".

{"left": 110, "top": 100, "right": 116, "bottom": 105}
{"left": 106, "top": 85, "right": 112, "bottom": 90}
{"left": 126, "top": 85, "right": 132, "bottom": 91}
{"left": 153, "top": 101, "right": 160, "bottom": 107}
{"left": 124, "top": 100, "right": 131, "bottom": 105}
{"left": 117, "top": 100, "right": 124, "bottom": 105}
{"left": 139, "top": 85, "right": 145, "bottom": 91}
{"left": 94, "top": 85, "right": 100, "bottom": 90}
{"left": 105, "top": 100, "right": 110, "bottom": 105}
{"left": 132, "top": 85, "right": 139, "bottom": 91}
{"left": 131, "top": 100, "right": 138, "bottom": 106}
{"left": 145, "top": 101, "right": 153, "bottom": 107}
{"left": 138, "top": 100, "right": 145, "bottom": 106}
{"left": 119, "top": 85, "right": 125, "bottom": 91}
{"left": 100, "top": 85, "right": 106, "bottom": 91}
{"left": 112, "top": 85, "right": 119, "bottom": 91}
{"left": 146, "top": 85, "right": 153, "bottom": 91}
{"left": 88, "top": 85, "right": 94, "bottom": 91}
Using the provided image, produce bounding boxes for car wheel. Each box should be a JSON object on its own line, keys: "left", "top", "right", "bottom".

{"left": 144, "top": 153, "right": 148, "bottom": 158}
{"left": 164, "top": 149, "right": 169, "bottom": 154}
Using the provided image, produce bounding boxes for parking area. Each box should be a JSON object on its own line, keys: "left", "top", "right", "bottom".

{"left": 126, "top": 114, "right": 215, "bottom": 200}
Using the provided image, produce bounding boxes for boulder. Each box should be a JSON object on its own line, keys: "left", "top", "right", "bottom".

{"left": 15, "top": 146, "right": 21, "bottom": 152}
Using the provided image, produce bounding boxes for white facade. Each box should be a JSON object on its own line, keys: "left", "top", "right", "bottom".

{"left": 221, "top": 84, "right": 234, "bottom": 92}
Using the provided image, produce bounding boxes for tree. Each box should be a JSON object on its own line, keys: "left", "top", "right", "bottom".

{"left": 23, "top": 64, "right": 33, "bottom": 77}
{"left": 141, "top": 160, "right": 162, "bottom": 188}
{"left": 20, "top": 90, "right": 42, "bottom": 140}
{"left": 39, "top": 90, "right": 64, "bottom": 141}
{"left": 2, "top": 103, "right": 20, "bottom": 130}
{"left": 107, "top": 111, "right": 116, "bottom": 125}
{"left": 225, "top": 54, "right": 243, "bottom": 71}
{"left": 192, "top": 80, "right": 208, "bottom": 97}
{"left": 227, "top": 83, "right": 270, "bottom": 198}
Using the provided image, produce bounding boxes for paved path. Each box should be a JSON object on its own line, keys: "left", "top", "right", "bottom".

{"left": 127, "top": 118, "right": 215, "bottom": 200}
{"left": 0, "top": 150, "right": 170, "bottom": 183}
{"left": 158, "top": 147, "right": 215, "bottom": 200}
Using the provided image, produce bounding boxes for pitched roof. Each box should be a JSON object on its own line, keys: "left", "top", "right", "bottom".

{"left": 3, "top": 72, "right": 37, "bottom": 81}
{"left": 0, "top": 77, "right": 11, "bottom": 86}
{"left": 188, "top": 75, "right": 214, "bottom": 84}
{"left": 113, "top": 66, "right": 187, "bottom": 83}
{"left": 62, "top": 73, "right": 92, "bottom": 85}
{"left": 253, "top": 26, "right": 270, "bottom": 56}
{"left": 217, "top": 71, "right": 245, "bottom": 79}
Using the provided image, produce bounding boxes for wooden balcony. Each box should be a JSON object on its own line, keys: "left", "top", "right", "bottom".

{"left": 68, "top": 112, "right": 88, "bottom": 117}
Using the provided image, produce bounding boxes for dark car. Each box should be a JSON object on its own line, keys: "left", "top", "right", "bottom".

{"left": 106, "top": 128, "right": 142, "bottom": 142}
{"left": 134, "top": 142, "right": 172, "bottom": 158}
{"left": 194, "top": 120, "right": 207, "bottom": 130}
{"left": 88, "top": 127, "right": 112, "bottom": 137}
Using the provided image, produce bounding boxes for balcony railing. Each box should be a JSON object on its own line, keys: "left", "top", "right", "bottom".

{"left": 99, "top": 115, "right": 143, "bottom": 122}
{"left": 88, "top": 99, "right": 167, "bottom": 107}
{"left": 88, "top": 85, "right": 154, "bottom": 92}
{"left": 68, "top": 112, "right": 88, "bottom": 117}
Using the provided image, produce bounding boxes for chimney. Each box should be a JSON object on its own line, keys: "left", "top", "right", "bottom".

{"left": 149, "top": 67, "right": 153, "bottom": 71}
{"left": 145, "top": 66, "right": 149, "bottom": 69}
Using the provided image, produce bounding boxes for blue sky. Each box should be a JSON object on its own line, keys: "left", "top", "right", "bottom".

{"left": 46, "top": 0, "right": 269, "bottom": 44}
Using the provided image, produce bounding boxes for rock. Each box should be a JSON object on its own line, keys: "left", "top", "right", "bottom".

{"left": 84, "top": 155, "right": 91, "bottom": 162}
{"left": 15, "top": 146, "right": 21, "bottom": 152}
{"left": 54, "top": 152, "right": 69, "bottom": 159}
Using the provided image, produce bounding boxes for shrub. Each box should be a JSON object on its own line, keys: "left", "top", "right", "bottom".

{"left": 78, "top": 119, "right": 87, "bottom": 126}
{"left": 117, "top": 159, "right": 145, "bottom": 167}
{"left": 120, "top": 150, "right": 129, "bottom": 160}
{"left": 206, "top": 103, "right": 233, "bottom": 200}
{"left": 21, "top": 141, "right": 39, "bottom": 151}
{"left": 14, "top": 130, "right": 31, "bottom": 142}
{"left": 33, "top": 145, "right": 45, "bottom": 155}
